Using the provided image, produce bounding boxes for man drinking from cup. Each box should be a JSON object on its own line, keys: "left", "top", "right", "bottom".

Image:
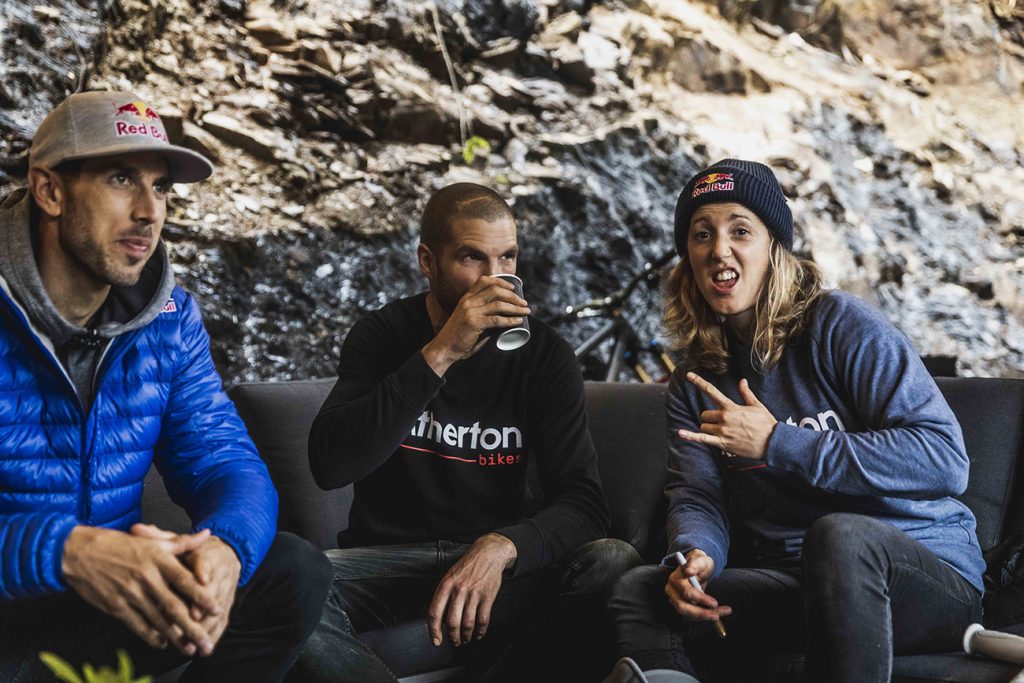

{"left": 292, "top": 182, "right": 638, "bottom": 682}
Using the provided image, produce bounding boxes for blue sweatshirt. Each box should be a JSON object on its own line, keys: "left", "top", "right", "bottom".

{"left": 665, "top": 290, "right": 985, "bottom": 592}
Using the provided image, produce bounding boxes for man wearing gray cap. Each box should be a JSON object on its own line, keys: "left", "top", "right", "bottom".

{"left": 0, "top": 91, "right": 331, "bottom": 682}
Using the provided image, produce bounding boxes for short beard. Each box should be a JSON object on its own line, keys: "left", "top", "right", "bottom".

{"left": 432, "top": 276, "right": 465, "bottom": 317}
{"left": 58, "top": 189, "right": 148, "bottom": 289}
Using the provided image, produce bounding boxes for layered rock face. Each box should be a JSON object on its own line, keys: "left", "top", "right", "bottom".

{"left": 1, "top": 0, "right": 1022, "bottom": 380}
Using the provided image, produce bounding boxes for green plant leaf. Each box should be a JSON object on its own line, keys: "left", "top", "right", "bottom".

{"left": 89, "top": 663, "right": 133, "bottom": 683}
{"left": 117, "top": 650, "right": 133, "bottom": 678}
{"left": 38, "top": 650, "right": 149, "bottom": 683}
{"left": 462, "top": 136, "right": 491, "bottom": 164}
{"left": 38, "top": 652, "right": 85, "bottom": 683}
{"left": 116, "top": 650, "right": 150, "bottom": 683}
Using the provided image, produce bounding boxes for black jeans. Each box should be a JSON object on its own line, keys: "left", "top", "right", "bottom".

{"left": 291, "top": 537, "right": 642, "bottom": 683}
{"left": 608, "top": 514, "right": 982, "bottom": 683}
{"left": 0, "top": 532, "right": 332, "bottom": 683}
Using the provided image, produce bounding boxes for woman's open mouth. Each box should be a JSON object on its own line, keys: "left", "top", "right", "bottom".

{"left": 711, "top": 269, "right": 738, "bottom": 293}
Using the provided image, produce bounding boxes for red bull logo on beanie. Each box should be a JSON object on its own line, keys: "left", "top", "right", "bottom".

{"left": 691, "top": 172, "right": 734, "bottom": 198}
{"left": 113, "top": 100, "right": 168, "bottom": 143}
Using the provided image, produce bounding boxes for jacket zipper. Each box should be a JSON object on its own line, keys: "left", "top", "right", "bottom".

{"left": 78, "top": 336, "right": 120, "bottom": 522}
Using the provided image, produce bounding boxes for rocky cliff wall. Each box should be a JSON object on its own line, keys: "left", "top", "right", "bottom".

{"left": 1, "top": 0, "right": 1022, "bottom": 380}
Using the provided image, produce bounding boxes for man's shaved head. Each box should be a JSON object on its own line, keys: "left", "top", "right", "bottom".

{"left": 420, "top": 183, "right": 515, "bottom": 252}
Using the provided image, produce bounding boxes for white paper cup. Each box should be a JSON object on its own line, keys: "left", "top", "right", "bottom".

{"left": 491, "top": 274, "right": 530, "bottom": 351}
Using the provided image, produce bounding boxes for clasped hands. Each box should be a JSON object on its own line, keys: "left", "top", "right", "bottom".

{"left": 62, "top": 522, "right": 241, "bottom": 657}
{"left": 676, "top": 372, "right": 777, "bottom": 459}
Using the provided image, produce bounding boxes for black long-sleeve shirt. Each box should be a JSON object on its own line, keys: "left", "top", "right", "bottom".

{"left": 309, "top": 292, "right": 609, "bottom": 575}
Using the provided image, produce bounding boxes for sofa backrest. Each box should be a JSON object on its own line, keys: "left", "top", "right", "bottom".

{"left": 939, "top": 377, "right": 1024, "bottom": 551}
{"left": 215, "top": 379, "right": 671, "bottom": 555}
{"left": 140, "top": 378, "right": 346, "bottom": 547}
{"left": 141, "top": 377, "right": 1024, "bottom": 562}
{"left": 580, "top": 377, "right": 1024, "bottom": 558}
{"left": 229, "top": 378, "right": 346, "bottom": 550}
{"left": 582, "top": 382, "right": 669, "bottom": 559}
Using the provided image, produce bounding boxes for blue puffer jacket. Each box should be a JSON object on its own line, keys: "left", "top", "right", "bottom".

{"left": 0, "top": 284, "right": 278, "bottom": 600}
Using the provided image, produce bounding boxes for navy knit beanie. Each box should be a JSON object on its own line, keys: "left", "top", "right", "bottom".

{"left": 673, "top": 159, "right": 793, "bottom": 255}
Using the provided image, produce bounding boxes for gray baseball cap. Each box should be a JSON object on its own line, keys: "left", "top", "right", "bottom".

{"left": 29, "top": 91, "right": 213, "bottom": 183}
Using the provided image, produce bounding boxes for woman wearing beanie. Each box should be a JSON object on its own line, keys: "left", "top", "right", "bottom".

{"left": 604, "top": 159, "right": 984, "bottom": 683}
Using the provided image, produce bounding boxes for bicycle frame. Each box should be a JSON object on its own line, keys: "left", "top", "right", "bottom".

{"left": 552, "top": 250, "right": 678, "bottom": 383}
{"left": 573, "top": 315, "right": 658, "bottom": 382}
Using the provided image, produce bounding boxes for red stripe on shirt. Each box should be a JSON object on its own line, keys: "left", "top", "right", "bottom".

{"left": 400, "top": 443, "right": 476, "bottom": 463}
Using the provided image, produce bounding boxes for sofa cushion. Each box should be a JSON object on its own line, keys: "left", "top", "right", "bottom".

{"left": 769, "top": 652, "right": 1022, "bottom": 683}
{"left": 891, "top": 653, "right": 1021, "bottom": 683}
{"left": 228, "top": 378, "right": 351, "bottom": 551}
{"left": 938, "top": 378, "right": 1024, "bottom": 551}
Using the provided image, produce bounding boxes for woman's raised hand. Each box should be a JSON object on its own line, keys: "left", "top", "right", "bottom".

{"left": 677, "top": 372, "right": 778, "bottom": 460}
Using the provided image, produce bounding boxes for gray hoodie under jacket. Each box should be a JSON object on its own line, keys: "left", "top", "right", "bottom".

{"left": 0, "top": 188, "right": 175, "bottom": 413}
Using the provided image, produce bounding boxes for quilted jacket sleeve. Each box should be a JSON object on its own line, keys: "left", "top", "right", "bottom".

{"left": 0, "top": 513, "right": 78, "bottom": 600}
{"left": 154, "top": 291, "right": 277, "bottom": 586}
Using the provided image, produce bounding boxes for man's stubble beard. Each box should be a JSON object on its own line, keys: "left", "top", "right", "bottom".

{"left": 431, "top": 268, "right": 465, "bottom": 317}
{"left": 58, "top": 193, "right": 148, "bottom": 289}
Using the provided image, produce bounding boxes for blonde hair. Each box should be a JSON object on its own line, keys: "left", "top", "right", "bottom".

{"left": 663, "top": 241, "right": 825, "bottom": 374}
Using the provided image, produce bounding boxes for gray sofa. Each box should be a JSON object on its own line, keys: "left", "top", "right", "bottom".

{"left": 142, "top": 378, "right": 1024, "bottom": 682}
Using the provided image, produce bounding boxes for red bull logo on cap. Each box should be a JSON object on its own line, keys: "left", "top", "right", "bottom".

{"left": 113, "top": 100, "right": 168, "bottom": 143}
{"left": 691, "top": 172, "right": 734, "bottom": 198}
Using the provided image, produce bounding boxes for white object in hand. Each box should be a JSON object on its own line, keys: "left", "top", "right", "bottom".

{"left": 675, "top": 551, "right": 727, "bottom": 638}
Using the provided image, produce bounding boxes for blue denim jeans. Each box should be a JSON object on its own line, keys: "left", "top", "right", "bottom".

{"left": 608, "top": 514, "right": 981, "bottom": 683}
{"left": 291, "top": 538, "right": 640, "bottom": 682}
